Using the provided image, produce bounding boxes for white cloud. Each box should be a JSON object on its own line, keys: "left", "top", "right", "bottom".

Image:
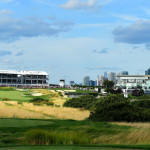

{"left": 60, "top": 0, "right": 102, "bottom": 12}
{"left": 113, "top": 20, "right": 150, "bottom": 50}
{"left": 0, "top": 10, "right": 74, "bottom": 42}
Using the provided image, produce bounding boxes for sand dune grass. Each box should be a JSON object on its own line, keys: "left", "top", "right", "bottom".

{"left": 0, "top": 101, "right": 89, "bottom": 120}
{"left": 92, "top": 122, "right": 150, "bottom": 144}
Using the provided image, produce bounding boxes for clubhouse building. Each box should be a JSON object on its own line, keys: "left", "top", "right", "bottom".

{"left": 117, "top": 75, "right": 150, "bottom": 95}
{"left": 0, "top": 70, "right": 49, "bottom": 88}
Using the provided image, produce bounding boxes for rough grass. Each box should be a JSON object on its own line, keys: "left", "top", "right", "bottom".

{"left": 0, "top": 101, "right": 89, "bottom": 120}
{"left": 24, "top": 129, "right": 91, "bottom": 145}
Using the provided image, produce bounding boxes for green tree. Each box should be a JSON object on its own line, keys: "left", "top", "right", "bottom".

{"left": 103, "top": 80, "right": 114, "bottom": 93}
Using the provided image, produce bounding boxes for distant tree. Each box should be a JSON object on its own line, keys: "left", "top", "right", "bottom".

{"left": 132, "top": 89, "right": 144, "bottom": 97}
{"left": 103, "top": 80, "right": 114, "bottom": 93}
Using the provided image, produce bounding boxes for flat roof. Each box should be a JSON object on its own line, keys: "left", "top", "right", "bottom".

{"left": 117, "top": 75, "right": 150, "bottom": 77}
{"left": 0, "top": 70, "right": 20, "bottom": 74}
{"left": 20, "top": 71, "right": 49, "bottom": 76}
{"left": 0, "top": 70, "right": 49, "bottom": 75}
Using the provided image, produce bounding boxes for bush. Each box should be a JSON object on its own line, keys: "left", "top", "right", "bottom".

{"left": 63, "top": 95, "right": 97, "bottom": 110}
{"left": 30, "top": 97, "right": 48, "bottom": 103}
{"left": 17, "top": 101, "right": 23, "bottom": 105}
{"left": 89, "top": 94, "right": 150, "bottom": 122}
{"left": 24, "top": 129, "right": 91, "bottom": 145}
{"left": 2, "top": 97, "right": 10, "bottom": 101}
{"left": 132, "top": 89, "right": 144, "bottom": 97}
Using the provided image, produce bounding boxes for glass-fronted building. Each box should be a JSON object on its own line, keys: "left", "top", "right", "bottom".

{"left": 0, "top": 70, "right": 49, "bottom": 87}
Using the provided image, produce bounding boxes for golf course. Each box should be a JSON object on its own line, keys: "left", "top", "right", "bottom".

{"left": 0, "top": 87, "right": 150, "bottom": 150}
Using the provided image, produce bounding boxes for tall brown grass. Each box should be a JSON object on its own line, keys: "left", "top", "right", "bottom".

{"left": 25, "top": 129, "right": 91, "bottom": 145}
{"left": 0, "top": 101, "right": 90, "bottom": 120}
{"left": 93, "top": 122, "right": 150, "bottom": 144}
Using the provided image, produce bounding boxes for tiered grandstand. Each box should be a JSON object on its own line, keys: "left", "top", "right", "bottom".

{"left": 0, "top": 70, "right": 49, "bottom": 88}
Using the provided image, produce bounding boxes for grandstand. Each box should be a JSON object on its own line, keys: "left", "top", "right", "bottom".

{"left": 0, "top": 70, "right": 49, "bottom": 88}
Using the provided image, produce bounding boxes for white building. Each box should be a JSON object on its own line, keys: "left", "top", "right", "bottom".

{"left": 59, "top": 79, "right": 65, "bottom": 87}
{"left": 117, "top": 75, "right": 150, "bottom": 94}
{"left": 83, "top": 76, "right": 90, "bottom": 86}
{"left": 0, "top": 70, "right": 49, "bottom": 87}
{"left": 97, "top": 75, "right": 105, "bottom": 86}
{"left": 108, "top": 72, "right": 116, "bottom": 84}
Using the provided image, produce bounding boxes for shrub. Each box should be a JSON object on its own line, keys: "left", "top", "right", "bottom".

{"left": 17, "top": 101, "right": 23, "bottom": 105}
{"left": 24, "top": 129, "right": 91, "bottom": 145}
{"left": 2, "top": 97, "right": 10, "bottom": 101}
{"left": 132, "top": 89, "right": 144, "bottom": 97}
{"left": 45, "top": 102, "right": 54, "bottom": 106}
{"left": 30, "top": 97, "right": 48, "bottom": 103}
{"left": 89, "top": 94, "right": 150, "bottom": 122}
{"left": 63, "top": 95, "right": 97, "bottom": 110}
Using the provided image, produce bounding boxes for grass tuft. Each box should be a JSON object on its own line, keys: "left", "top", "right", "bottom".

{"left": 24, "top": 129, "right": 91, "bottom": 145}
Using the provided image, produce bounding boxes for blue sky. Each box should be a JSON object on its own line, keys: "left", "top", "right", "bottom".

{"left": 0, "top": 0, "right": 150, "bottom": 84}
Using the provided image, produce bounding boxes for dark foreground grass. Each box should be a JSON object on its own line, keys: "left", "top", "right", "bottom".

{"left": 0, "top": 118, "right": 131, "bottom": 146}
{"left": 0, "top": 145, "right": 146, "bottom": 150}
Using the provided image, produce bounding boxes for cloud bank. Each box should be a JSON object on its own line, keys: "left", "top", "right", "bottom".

{"left": 60, "top": 0, "right": 102, "bottom": 12}
{"left": 113, "top": 20, "right": 150, "bottom": 49}
{"left": 0, "top": 10, "right": 73, "bottom": 42}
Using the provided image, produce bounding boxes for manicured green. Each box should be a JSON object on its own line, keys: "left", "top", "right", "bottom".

{"left": 0, "top": 88, "right": 32, "bottom": 101}
{"left": 0, "top": 119, "right": 53, "bottom": 127}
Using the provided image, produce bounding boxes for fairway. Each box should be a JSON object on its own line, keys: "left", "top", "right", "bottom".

{"left": 0, "top": 119, "right": 53, "bottom": 127}
{"left": 0, "top": 146, "right": 141, "bottom": 150}
{"left": 0, "top": 90, "right": 31, "bottom": 101}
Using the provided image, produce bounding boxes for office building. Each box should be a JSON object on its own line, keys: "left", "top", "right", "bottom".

{"left": 97, "top": 75, "right": 105, "bottom": 86}
{"left": 108, "top": 72, "right": 116, "bottom": 83}
{"left": 83, "top": 76, "right": 90, "bottom": 86}
{"left": 145, "top": 68, "right": 150, "bottom": 75}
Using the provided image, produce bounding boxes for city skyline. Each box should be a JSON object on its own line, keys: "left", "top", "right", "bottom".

{"left": 0, "top": 0, "right": 150, "bottom": 84}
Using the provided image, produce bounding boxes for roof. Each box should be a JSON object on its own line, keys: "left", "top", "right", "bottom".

{"left": 117, "top": 75, "right": 150, "bottom": 77}
{"left": 20, "top": 71, "right": 49, "bottom": 76}
{"left": 0, "top": 70, "right": 20, "bottom": 74}
{"left": 0, "top": 70, "right": 49, "bottom": 75}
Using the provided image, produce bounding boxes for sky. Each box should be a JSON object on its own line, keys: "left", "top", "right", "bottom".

{"left": 0, "top": 0, "right": 150, "bottom": 84}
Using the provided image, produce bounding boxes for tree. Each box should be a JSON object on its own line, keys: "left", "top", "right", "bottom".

{"left": 103, "top": 80, "right": 114, "bottom": 93}
{"left": 132, "top": 89, "right": 144, "bottom": 97}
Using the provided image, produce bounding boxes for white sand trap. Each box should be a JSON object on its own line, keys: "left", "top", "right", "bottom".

{"left": 16, "top": 88, "right": 28, "bottom": 91}
{"left": 32, "top": 93, "right": 43, "bottom": 96}
{"left": 64, "top": 90, "right": 76, "bottom": 92}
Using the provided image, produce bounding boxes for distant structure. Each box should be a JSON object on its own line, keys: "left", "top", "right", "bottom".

{"left": 70, "top": 81, "right": 75, "bottom": 86}
{"left": 59, "top": 79, "right": 65, "bottom": 87}
{"left": 83, "top": 76, "right": 90, "bottom": 86}
{"left": 108, "top": 72, "right": 116, "bottom": 83}
{"left": 97, "top": 75, "right": 105, "bottom": 86}
{"left": 89, "top": 80, "right": 97, "bottom": 86}
{"left": 0, "top": 70, "right": 49, "bottom": 87}
{"left": 116, "top": 75, "right": 150, "bottom": 95}
{"left": 104, "top": 72, "right": 108, "bottom": 79}
{"left": 145, "top": 68, "right": 150, "bottom": 75}
{"left": 118, "top": 71, "right": 129, "bottom": 75}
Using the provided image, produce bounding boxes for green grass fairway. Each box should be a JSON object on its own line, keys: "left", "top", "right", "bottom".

{"left": 0, "top": 88, "right": 32, "bottom": 101}
{"left": 0, "top": 146, "right": 142, "bottom": 150}
{"left": 0, "top": 119, "right": 53, "bottom": 127}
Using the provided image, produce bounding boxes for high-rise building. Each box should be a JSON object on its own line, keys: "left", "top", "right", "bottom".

{"left": 145, "top": 68, "right": 150, "bottom": 75}
{"left": 118, "top": 71, "right": 129, "bottom": 75}
{"left": 104, "top": 72, "right": 107, "bottom": 79}
{"left": 89, "top": 80, "right": 97, "bottom": 86}
{"left": 70, "top": 81, "right": 75, "bottom": 86}
{"left": 97, "top": 75, "right": 105, "bottom": 86}
{"left": 83, "top": 76, "right": 90, "bottom": 86}
{"left": 108, "top": 72, "right": 116, "bottom": 83}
